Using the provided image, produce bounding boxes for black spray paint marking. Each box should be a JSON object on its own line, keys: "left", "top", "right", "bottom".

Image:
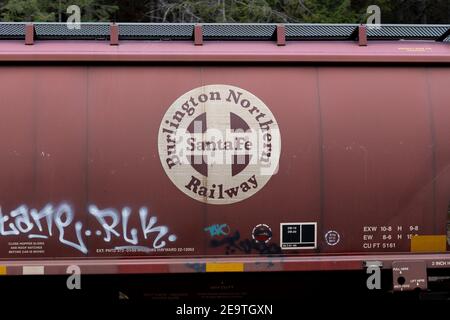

{"left": 210, "top": 231, "right": 282, "bottom": 255}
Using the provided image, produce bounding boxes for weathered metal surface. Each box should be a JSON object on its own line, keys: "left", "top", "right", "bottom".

{"left": 0, "top": 48, "right": 448, "bottom": 274}
{"left": 0, "top": 254, "right": 449, "bottom": 275}
{"left": 0, "top": 40, "right": 449, "bottom": 63}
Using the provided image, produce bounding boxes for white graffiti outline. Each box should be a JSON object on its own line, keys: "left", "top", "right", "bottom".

{"left": 0, "top": 203, "right": 177, "bottom": 254}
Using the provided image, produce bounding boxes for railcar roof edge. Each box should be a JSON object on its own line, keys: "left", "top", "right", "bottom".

{"left": 0, "top": 23, "right": 449, "bottom": 63}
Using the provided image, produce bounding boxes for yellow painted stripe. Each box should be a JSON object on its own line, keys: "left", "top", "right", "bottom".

{"left": 411, "top": 235, "right": 447, "bottom": 253}
{"left": 206, "top": 262, "right": 244, "bottom": 272}
{"left": 0, "top": 266, "right": 6, "bottom": 275}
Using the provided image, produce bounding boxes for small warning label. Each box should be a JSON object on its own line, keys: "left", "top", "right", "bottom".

{"left": 280, "top": 223, "right": 317, "bottom": 250}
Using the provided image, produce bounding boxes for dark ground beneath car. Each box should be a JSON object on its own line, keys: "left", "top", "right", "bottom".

{"left": 0, "top": 269, "right": 449, "bottom": 303}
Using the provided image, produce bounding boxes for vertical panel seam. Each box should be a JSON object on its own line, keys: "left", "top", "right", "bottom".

{"left": 424, "top": 67, "right": 438, "bottom": 234}
{"left": 85, "top": 66, "right": 90, "bottom": 255}
{"left": 32, "top": 67, "right": 38, "bottom": 205}
{"left": 315, "top": 67, "right": 325, "bottom": 250}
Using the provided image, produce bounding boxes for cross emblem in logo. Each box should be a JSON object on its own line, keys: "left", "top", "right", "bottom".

{"left": 186, "top": 111, "right": 253, "bottom": 177}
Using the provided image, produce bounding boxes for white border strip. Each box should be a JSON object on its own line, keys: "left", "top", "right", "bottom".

{"left": 23, "top": 266, "right": 45, "bottom": 275}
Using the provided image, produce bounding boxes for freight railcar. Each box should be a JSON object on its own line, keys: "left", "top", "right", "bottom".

{"left": 0, "top": 22, "right": 449, "bottom": 294}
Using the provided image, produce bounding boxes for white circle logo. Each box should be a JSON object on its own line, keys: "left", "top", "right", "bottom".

{"left": 158, "top": 84, "right": 281, "bottom": 205}
{"left": 325, "top": 230, "right": 340, "bottom": 246}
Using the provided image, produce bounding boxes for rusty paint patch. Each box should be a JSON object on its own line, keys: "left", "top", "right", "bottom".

{"left": 206, "top": 262, "right": 244, "bottom": 272}
{"left": 411, "top": 235, "right": 446, "bottom": 253}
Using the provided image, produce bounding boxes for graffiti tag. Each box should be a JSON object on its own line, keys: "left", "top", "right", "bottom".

{"left": 204, "top": 224, "right": 230, "bottom": 237}
{"left": 0, "top": 203, "right": 177, "bottom": 254}
{"left": 210, "top": 231, "right": 281, "bottom": 255}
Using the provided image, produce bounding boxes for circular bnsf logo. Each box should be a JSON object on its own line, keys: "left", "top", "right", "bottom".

{"left": 158, "top": 84, "right": 281, "bottom": 205}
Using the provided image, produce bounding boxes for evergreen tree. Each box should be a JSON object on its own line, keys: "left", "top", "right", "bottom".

{"left": 0, "top": 0, "right": 448, "bottom": 24}
{"left": 1, "top": 0, "right": 118, "bottom": 22}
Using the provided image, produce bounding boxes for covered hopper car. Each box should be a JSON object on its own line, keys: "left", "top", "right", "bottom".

{"left": 0, "top": 22, "right": 449, "bottom": 296}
